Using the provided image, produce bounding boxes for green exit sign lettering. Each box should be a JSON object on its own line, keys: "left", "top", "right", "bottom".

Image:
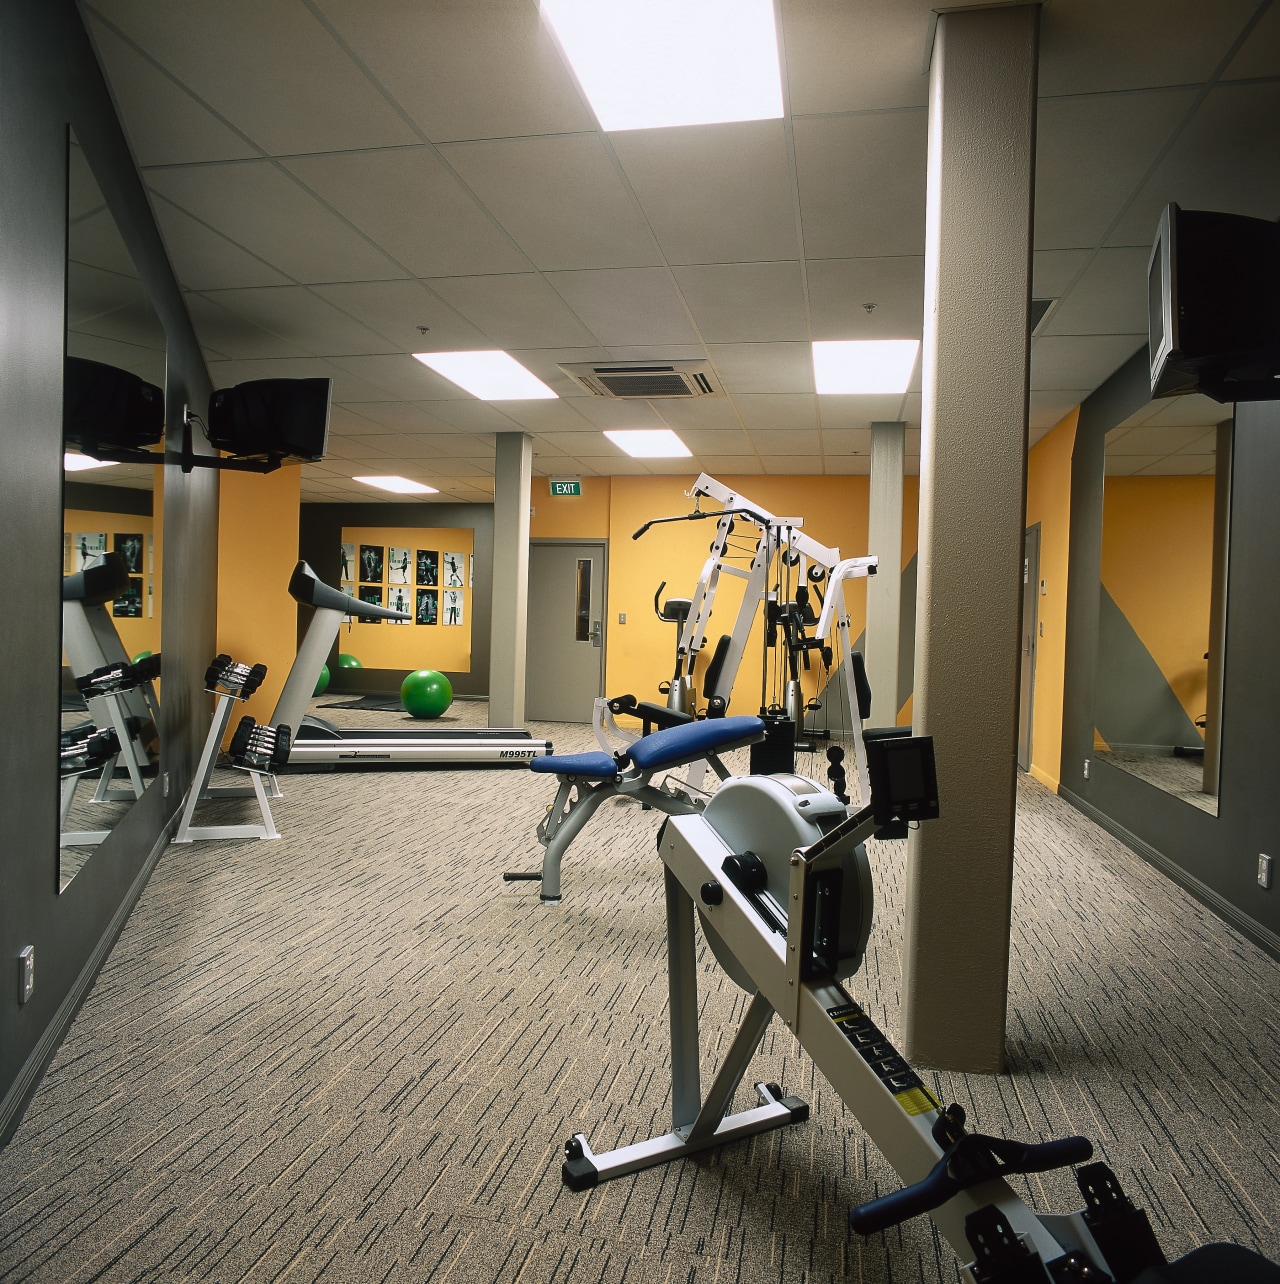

{"left": 549, "top": 479, "right": 582, "bottom": 497}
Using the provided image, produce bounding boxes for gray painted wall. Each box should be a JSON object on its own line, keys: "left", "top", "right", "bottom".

{"left": 0, "top": 0, "right": 218, "bottom": 1141}
{"left": 1062, "top": 348, "right": 1280, "bottom": 958}
{"left": 299, "top": 503, "right": 495, "bottom": 697}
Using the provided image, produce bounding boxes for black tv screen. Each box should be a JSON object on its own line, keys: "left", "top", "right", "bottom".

{"left": 206, "top": 378, "right": 331, "bottom": 461}
{"left": 63, "top": 357, "right": 164, "bottom": 455}
{"left": 1149, "top": 203, "right": 1280, "bottom": 403}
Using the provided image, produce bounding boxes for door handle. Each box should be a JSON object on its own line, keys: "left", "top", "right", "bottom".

{"left": 591, "top": 620, "right": 602, "bottom": 648}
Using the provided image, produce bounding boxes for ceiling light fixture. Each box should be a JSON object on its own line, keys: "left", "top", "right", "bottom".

{"left": 353, "top": 475, "right": 439, "bottom": 495}
{"left": 541, "top": 0, "right": 783, "bottom": 132}
{"left": 63, "top": 453, "right": 119, "bottom": 472}
{"left": 812, "top": 340, "right": 921, "bottom": 395}
{"left": 413, "top": 351, "right": 557, "bottom": 400}
{"left": 604, "top": 429, "right": 691, "bottom": 458}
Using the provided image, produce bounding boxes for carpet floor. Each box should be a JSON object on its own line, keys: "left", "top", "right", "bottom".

{"left": 3, "top": 701, "right": 1278, "bottom": 1282}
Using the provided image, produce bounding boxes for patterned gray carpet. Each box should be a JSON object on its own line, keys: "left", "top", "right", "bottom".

{"left": 4, "top": 700, "right": 1278, "bottom": 1282}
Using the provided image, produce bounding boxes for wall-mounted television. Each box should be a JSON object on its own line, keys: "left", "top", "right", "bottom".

{"left": 206, "top": 378, "right": 331, "bottom": 462}
{"left": 1149, "top": 203, "right": 1280, "bottom": 403}
{"left": 63, "top": 357, "right": 164, "bottom": 455}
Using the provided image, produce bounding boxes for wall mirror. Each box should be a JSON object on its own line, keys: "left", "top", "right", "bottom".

{"left": 1092, "top": 392, "right": 1231, "bottom": 816}
{"left": 60, "top": 129, "right": 166, "bottom": 890}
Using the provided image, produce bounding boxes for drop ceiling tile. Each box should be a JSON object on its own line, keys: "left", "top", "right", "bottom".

{"left": 602, "top": 345, "right": 708, "bottom": 363}
{"left": 539, "top": 432, "right": 618, "bottom": 457}
{"left": 675, "top": 430, "right": 756, "bottom": 455}
{"left": 793, "top": 111, "right": 928, "bottom": 260}
{"left": 198, "top": 286, "right": 395, "bottom": 357}
{"left": 1113, "top": 401, "right": 1163, "bottom": 430}
{"left": 731, "top": 394, "right": 818, "bottom": 432}
{"left": 149, "top": 196, "right": 290, "bottom": 291}
{"left": 1106, "top": 82, "right": 1280, "bottom": 248}
{"left": 672, "top": 263, "right": 808, "bottom": 343}
{"left": 1225, "top": 1, "right": 1280, "bottom": 78}
{"left": 312, "top": 0, "right": 595, "bottom": 141}
{"left": 610, "top": 121, "right": 799, "bottom": 265}
{"left": 645, "top": 458, "right": 705, "bottom": 476}
{"left": 238, "top": 354, "right": 400, "bottom": 402}
{"left": 750, "top": 430, "right": 821, "bottom": 455}
{"left": 823, "top": 456, "right": 872, "bottom": 476}
{"left": 441, "top": 134, "right": 661, "bottom": 271}
{"left": 1103, "top": 454, "right": 1169, "bottom": 475}
{"left": 309, "top": 280, "right": 488, "bottom": 353}
{"left": 781, "top": 0, "right": 932, "bottom": 115}
{"left": 338, "top": 401, "right": 457, "bottom": 433}
{"left": 707, "top": 343, "right": 815, "bottom": 394}
{"left": 417, "top": 399, "right": 526, "bottom": 434}
{"left": 1107, "top": 424, "right": 1216, "bottom": 455}
{"left": 1029, "top": 390, "right": 1093, "bottom": 429}
{"left": 327, "top": 354, "right": 477, "bottom": 401}
{"left": 806, "top": 256, "right": 925, "bottom": 340}
{"left": 206, "top": 358, "right": 279, "bottom": 388}
{"left": 1039, "top": 0, "right": 1261, "bottom": 96}
{"left": 1030, "top": 336, "right": 1144, "bottom": 392}
{"left": 1032, "top": 250, "right": 1093, "bottom": 301}
{"left": 1144, "top": 395, "right": 1232, "bottom": 427}
{"left": 761, "top": 456, "right": 822, "bottom": 474}
{"left": 1040, "top": 247, "right": 1152, "bottom": 336}
{"left": 816, "top": 395, "right": 909, "bottom": 429}
{"left": 822, "top": 428, "right": 872, "bottom": 455}
{"left": 1028, "top": 428, "right": 1051, "bottom": 449}
{"left": 282, "top": 148, "right": 530, "bottom": 278}
{"left": 544, "top": 269, "right": 700, "bottom": 348}
{"left": 1134, "top": 456, "right": 1215, "bottom": 477}
{"left": 86, "top": 17, "right": 258, "bottom": 167}
{"left": 561, "top": 398, "right": 666, "bottom": 429}
{"left": 649, "top": 399, "right": 745, "bottom": 432}
{"left": 1034, "top": 88, "right": 1198, "bottom": 250}
{"left": 699, "top": 455, "right": 765, "bottom": 475}
{"left": 503, "top": 347, "right": 613, "bottom": 396}
{"left": 99, "top": 0, "right": 420, "bottom": 154}
{"left": 479, "top": 399, "right": 593, "bottom": 433}
{"left": 327, "top": 405, "right": 393, "bottom": 436}
{"left": 324, "top": 437, "right": 396, "bottom": 462}
{"left": 427, "top": 274, "right": 598, "bottom": 348}
{"left": 146, "top": 162, "right": 406, "bottom": 283}
{"left": 184, "top": 292, "right": 309, "bottom": 360}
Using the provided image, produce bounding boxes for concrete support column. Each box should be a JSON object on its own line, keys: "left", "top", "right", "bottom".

{"left": 866, "top": 421, "right": 905, "bottom": 727}
{"left": 902, "top": 4, "right": 1039, "bottom": 1072}
{"left": 489, "top": 432, "right": 532, "bottom": 727}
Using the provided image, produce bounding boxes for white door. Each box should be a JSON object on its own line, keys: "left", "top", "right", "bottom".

{"left": 526, "top": 542, "right": 606, "bottom": 722}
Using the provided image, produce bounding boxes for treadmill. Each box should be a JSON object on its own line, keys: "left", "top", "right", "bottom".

{"left": 272, "top": 562, "right": 552, "bottom": 768}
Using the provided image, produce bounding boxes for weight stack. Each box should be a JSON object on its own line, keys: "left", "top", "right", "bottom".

{"left": 749, "top": 714, "right": 796, "bottom": 776}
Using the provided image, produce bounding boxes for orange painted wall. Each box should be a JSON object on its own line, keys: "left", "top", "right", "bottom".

{"left": 530, "top": 476, "right": 611, "bottom": 539}
{"left": 1024, "top": 408, "right": 1078, "bottom": 790}
{"left": 1100, "top": 474, "right": 1215, "bottom": 728}
{"left": 217, "top": 466, "right": 300, "bottom": 730}
{"left": 604, "top": 475, "right": 881, "bottom": 711}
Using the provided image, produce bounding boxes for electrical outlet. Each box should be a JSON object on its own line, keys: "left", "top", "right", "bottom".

{"left": 1259, "top": 853, "right": 1273, "bottom": 890}
{"left": 1083, "top": 758, "right": 1090, "bottom": 780}
{"left": 618, "top": 612, "right": 626, "bottom": 624}
{"left": 18, "top": 947, "right": 33, "bottom": 1004}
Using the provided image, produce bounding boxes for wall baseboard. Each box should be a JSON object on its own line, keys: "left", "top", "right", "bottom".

{"left": 1060, "top": 786, "right": 1280, "bottom": 963}
{"left": 0, "top": 814, "right": 178, "bottom": 1147}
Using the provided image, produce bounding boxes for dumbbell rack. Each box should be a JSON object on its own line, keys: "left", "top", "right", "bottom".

{"left": 79, "top": 657, "right": 159, "bottom": 804}
{"left": 173, "top": 655, "right": 283, "bottom": 843}
{"left": 60, "top": 727, "right": 124, "bottom": 849}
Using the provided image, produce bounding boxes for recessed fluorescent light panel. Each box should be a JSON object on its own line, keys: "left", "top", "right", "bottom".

{"left": 812, "top": 340, "right": 921, "bottom": 395}
{"left": 63, "top": 453, "right": 118, "bottom": 471}
{"left": 353, "top": 476, "right": 439, "bottom": 495}
{"left": 542, "top": 0, "right": 784, "bottom": 132}
{"left": 604, "top": 429, "right": 691, "bottom": 458}
{"left": 413, "top": 351, "right": 556, "bottom": 400}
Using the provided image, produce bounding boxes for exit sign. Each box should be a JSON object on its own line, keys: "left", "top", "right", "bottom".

{"left": 549, "top": 478, "right": 582, "bottom": 496}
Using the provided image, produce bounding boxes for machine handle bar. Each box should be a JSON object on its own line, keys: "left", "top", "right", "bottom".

{"left": 849, "top": 1133, "right": 1093, "bottom": 1235}
{"left": 632, "top": 506, "right": 774, "bottom": 540}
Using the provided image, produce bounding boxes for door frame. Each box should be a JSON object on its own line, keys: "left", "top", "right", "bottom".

{"left": 527, "top": 538, "right": 610, "bottom": 711}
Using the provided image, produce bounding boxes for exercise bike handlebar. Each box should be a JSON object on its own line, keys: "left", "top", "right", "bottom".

{"left": 848, "top": 1133, "right": 1093, "bottom": 1236}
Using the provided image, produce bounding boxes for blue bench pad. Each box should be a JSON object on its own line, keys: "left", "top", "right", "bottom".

{"left": 628, "top": 715, "right": 765, "bottom": 771}
{"left": 530, "top": 751, "right": 618, "bottom": 779}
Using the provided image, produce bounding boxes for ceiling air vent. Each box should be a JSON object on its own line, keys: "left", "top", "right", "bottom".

{"left": 1030, "top": 298, "right": 1057, "bottom": 336}
{"left": 558, "top": 359, "right": 724, "bottom": 399}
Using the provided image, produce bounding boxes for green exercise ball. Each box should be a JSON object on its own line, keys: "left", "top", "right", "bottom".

{"left": 132, "top": 651, "right": 153, "bottom": 663}
{"left": 337, "top": 653, "right": 362, "bottom": 670}
{"left": 313, "top": 664, "right": 330, "bottom": 696}
{"left": 400, "top": 669, "right": 453, "bottom": 719}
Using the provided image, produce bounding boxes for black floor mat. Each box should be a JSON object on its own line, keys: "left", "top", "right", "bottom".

{"left": 319, "top": 696, "right": 405, "bottom": 711}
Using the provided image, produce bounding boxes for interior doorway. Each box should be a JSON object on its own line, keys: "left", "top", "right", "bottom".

{"left": 1018, "top": 523, "right": 1041, "bottom": 771}
{"left": 526, "top": 541, "right": 607, "bottom": 722}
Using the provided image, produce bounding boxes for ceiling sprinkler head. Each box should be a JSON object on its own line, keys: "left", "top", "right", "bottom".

{"left": 862, "top": 302, "right": 876, "bottom": 314}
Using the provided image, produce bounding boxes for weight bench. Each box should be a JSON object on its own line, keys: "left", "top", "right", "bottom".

{"left": 505, "top": 714, "right": 766, "bottom": 903}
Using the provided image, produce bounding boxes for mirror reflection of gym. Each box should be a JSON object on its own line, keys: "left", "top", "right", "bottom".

{"left": 1092, "top": 396, "right": 1231, "bottom": 815}
{"left": 60, "top": 129, "right": 167, "bottom": 890}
